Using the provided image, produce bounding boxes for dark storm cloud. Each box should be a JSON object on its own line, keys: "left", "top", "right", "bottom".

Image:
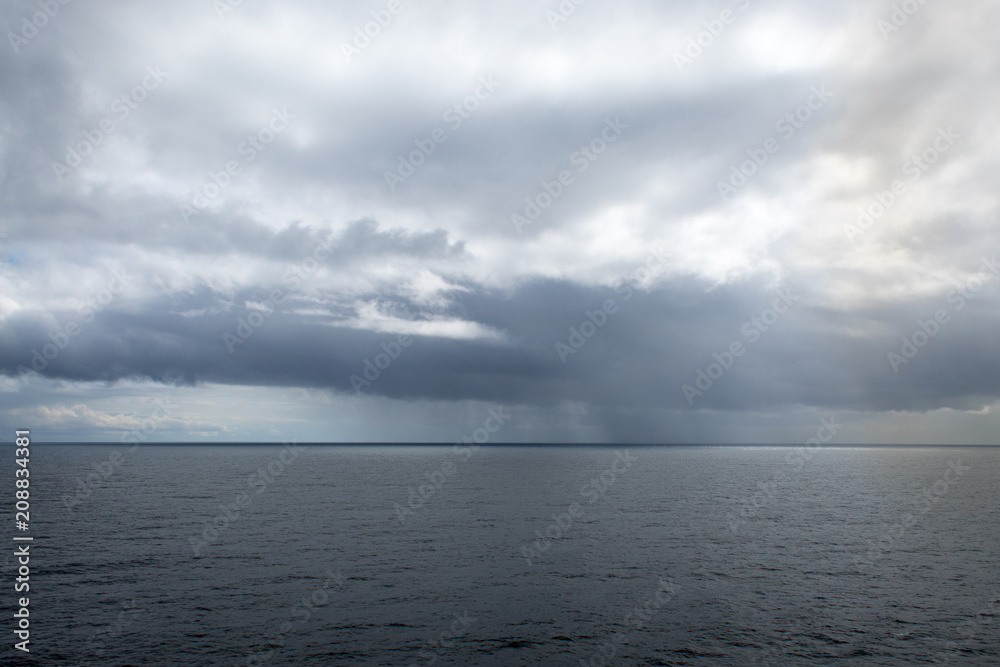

{"left": 5, "top": 271, "right": 1000, "bottom": 416}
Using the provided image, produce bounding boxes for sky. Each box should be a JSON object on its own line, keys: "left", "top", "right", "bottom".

{"left": 1, "top": 0, "right": 999, "bottom": 444}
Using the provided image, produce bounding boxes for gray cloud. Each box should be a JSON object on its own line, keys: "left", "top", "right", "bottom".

{"left": 2, "top": 0, "right": 999, "bottom": 442}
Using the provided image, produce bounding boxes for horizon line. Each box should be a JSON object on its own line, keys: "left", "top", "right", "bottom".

{"left": 4, "top": 441, "right": 1000, "bottom": 447}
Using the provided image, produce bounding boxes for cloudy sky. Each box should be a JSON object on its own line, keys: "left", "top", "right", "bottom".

{"left": 1, "top": 0, "right": 998, "bottom": 444}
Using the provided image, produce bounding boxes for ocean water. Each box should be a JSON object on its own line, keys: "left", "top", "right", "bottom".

{"left": 3, "top": 444, "right": 998, "bottom": 666}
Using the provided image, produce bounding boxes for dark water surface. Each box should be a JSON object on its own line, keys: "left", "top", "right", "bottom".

{"left": 3, "top": 445, "right": 998, "bottom": 665}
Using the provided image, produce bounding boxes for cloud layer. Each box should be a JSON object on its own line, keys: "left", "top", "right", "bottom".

{"left": 2, "top": 0, "right": 999, "bottom": 442}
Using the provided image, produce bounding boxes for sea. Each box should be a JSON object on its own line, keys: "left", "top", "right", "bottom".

{"left": 2, "top": 444, "right": 998, "bottom": 666}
